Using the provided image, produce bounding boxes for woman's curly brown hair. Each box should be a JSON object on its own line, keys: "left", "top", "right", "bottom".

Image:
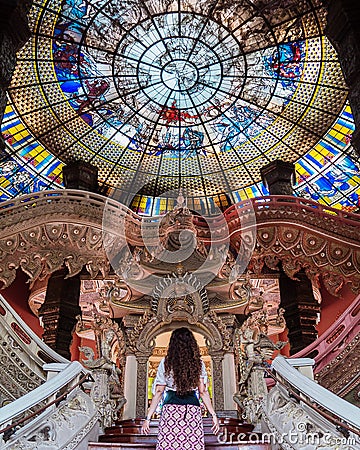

{"left": 164, "top": 327, "right": 202, "bottom": 395}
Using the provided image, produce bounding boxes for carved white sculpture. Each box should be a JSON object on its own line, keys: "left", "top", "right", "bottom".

{"left": 233, "top": 309, "right": 286, "bottom": 425}
{"left": 78, "top": 316, "right": 126, "bottom": 429}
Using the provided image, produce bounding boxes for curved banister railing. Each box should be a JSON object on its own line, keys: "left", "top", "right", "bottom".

{"left": 0, "top": 294, "right": 68, "bottom": 367}
{"left": 271, "top": 356, "right": 360, "bottom": 433}
{"left": 291, "top": 294, "right": 360, "bottom": 373}
{"left": 0, "top": 189, "right": 359, "bottom": 226}
{"left": 0, "top": 361, "right": 89, "bottom": 434}
{"left": 1, "top": 189, "right": 359, "bottom": 244}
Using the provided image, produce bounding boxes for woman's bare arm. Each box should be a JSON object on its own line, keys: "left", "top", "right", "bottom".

{"left": 198, "top": 379, "right": 220, "bottom": 434}
{"left": 141, "top": 384, "right": 166, "bottom": 434}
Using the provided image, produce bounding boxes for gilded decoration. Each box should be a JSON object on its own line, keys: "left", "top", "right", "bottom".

{"left": 0, "top": 191, "right": 359, "bottom": 299}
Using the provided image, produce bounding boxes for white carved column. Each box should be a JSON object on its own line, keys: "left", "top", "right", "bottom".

{"left": 123, "top": 354, "right": 137, "bottom": 419}
{"left": 222, "top": 353, "right": 237, "bottom": 410}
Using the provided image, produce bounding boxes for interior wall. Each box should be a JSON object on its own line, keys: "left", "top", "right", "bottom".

{"left": 317, "top": 282, "right": 357, "bottom": 336}
{"left": 1, "top": 269, "right": 43, "bottom": 338}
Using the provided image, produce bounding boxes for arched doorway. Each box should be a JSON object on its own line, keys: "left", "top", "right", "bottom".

{"left": 147, "top": 330, "right": 213, "bottom": 418}
{"left": 122, "top": 316, "right": 237, "bottom": 419}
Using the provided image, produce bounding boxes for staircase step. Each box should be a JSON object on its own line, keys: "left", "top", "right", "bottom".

{"left": 104, "top": 424, "right": 253, "bottom": 435}
{"left": 98, "top": 434, "right": 157, "bottom": 444}
{"left": 96, "top": 417, "right": 268, "bottom": 448}
{"left": 89, "top": 443, "right": 270, "bottom": 450}
{"left": 107, "top": 418, "right": 254, "bottom": 433}
{"left": 101, "top": 417, "right": 254, "bottom": 440}
{"left": 89, "top": 444, "right": 155, "bottom": 450}
{"left": 99, "top": 432, "right": 265, "bottom": 443}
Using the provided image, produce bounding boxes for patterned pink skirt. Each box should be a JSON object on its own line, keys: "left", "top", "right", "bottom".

{"left": 156, "top": 403, "right": 205, "bottom": 450}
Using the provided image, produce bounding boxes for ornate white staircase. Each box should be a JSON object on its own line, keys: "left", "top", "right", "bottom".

{"left": 0, "top": 295, "right": 99, "bottom": 449}
{"left": 0, "top": 293, "right": 359, "bottom": 449}
{"left": 0, "top": 293, "right": 68, "bottom": 406}
{"left": 262, "top": 356, "right": 360, "bottom": 449}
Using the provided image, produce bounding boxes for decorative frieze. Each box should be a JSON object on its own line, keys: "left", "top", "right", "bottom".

{"left": 0, "top": 191, "right": 359, "bottom": 298}
{"left": 316, "top": 334, "right": 360, "bottom": 396}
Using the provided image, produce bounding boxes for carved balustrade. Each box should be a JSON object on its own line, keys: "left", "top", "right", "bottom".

{"left": 292, "top": 294, "right": 360, "bottom": 398}
{"left": 0, "top": 294, "right": 68, "bottom": 406}
{"left": 0, "top": 191, "right": 359, "bottom": 297}
{"left": 262, "top": 356, "right": 360, "bottom": 450}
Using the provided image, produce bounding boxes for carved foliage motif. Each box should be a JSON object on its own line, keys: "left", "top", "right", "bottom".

{"left": 151, "top": 270, "right": 209, "bottom": 318}
{"left": 211, "top": 355, "right": 224, "bottom": 411}
{"left": 10, "top": 389, "right": 98, "bottom": 450}
{"left": 252, "top": 225, "right": 360, "bottom": 296}
{"left": 125, "top": 311, "right": 160, "bottom": 354}
{"left": 206, "top": 311, "right": 232, "bottom": 352}
{"left": 0, "top": 194, "right": 360, "bottom": 298}
{"left": 0, "top": 223, "right": 110, "bottom": 287}
{"left": 316, "top": 335, "right": 360, "bottom": 396}
{"left": 233, "top": 308, "right": 286, "bottom": 422}
{"left": 136, "top": 355, "right": 149, "bottom": 418}
{"left": 263, "top": 387, "right": 359, "bottom": 450}
{"left": 78, "top": 314, "right": 127, "bottom": 425}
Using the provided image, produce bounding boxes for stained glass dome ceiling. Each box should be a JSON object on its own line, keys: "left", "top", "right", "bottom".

{"left": 1, "top": 0, "right": 359, "bottom": 215}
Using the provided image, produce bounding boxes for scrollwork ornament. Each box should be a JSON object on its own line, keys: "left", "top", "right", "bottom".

{"left": 125, "top": 311, "right": 158, "bottom": 354}
{"left": 207, "top": 311, "right": 232, "bottom": 352}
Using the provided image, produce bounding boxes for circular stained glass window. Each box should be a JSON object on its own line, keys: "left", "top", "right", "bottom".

{"left": 3, "top": 0, "right": 358, "bottom": 214}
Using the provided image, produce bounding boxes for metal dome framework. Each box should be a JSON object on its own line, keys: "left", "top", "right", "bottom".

{"left": 0, "top": 0, "right": 359, "bottom": 214}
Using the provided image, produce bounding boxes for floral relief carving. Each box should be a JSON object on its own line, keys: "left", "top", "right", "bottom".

{"left": 0, "top": 333, "right": 43, "bottom": 405}
{"left": 250, "top": 225, "right": 360, "bottom": 296}
{"left": 316, "top": 335, "right": 360, "bottom": 395}
{"left": 9, "top": 389, "right": 98, "bottom": 450}
{"left": 262, "top": 386, "right": 359, "bottom": 450}
{"left": 78, "top": 314, "right": 127, "bottom": 426}
{"left": 0, "top": 193, "right": 359, "bottom": 297}
{"left": 125, "top": 311, "right": 160, "bottom": 354}
{"left": 0, "top": 222, "right": 112, "bottom": 288}
{"left": 206, "top": 311, "right": 233, "bottom": 352}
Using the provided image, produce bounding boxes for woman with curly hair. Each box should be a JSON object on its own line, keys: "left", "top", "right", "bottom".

{"left": 141, "top": 327, "right": 219, "bottom": 449}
